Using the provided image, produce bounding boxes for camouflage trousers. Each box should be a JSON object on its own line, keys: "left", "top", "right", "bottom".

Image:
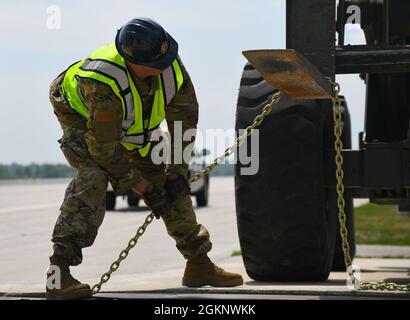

{"left": 50, "top": 85, "right": 212, "bottom": 267}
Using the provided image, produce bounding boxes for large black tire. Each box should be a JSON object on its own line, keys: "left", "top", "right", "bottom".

{"left": 106, "top": 191, "right": 116, "bottom": 211}
{"left": 235, "top": 63, "right": 337, "bottom": 281}
{"left": 196, "top": 178, "right": 209, "bottom": 207}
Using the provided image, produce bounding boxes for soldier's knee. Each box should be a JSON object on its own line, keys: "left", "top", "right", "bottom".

{"left": 80, "top": 167, "right": 108, "bottom": 189}
{"left": 85, "top": 166, "right": 107, "bottom": 181}
{"left": 68, "top": 167, "right": 109, "bottom": 208}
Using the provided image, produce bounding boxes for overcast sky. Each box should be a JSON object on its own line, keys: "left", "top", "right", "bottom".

{"left": 0, "top": 0, "right": 366, "bottom": 164}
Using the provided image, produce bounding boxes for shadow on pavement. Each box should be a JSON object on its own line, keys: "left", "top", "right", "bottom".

{"left": 244, "top": 279, "right": 347, "bottom": 287}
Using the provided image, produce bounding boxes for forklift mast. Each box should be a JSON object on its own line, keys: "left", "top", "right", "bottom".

{"left": 286, "top": 0, "right": 410, "bottom": 209}
{"left": 234, "top": 0, "right": 410, "bottom": 283}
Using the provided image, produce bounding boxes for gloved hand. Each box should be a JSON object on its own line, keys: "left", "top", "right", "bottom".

{"left": 164, "top": 174, "right": 191, "bottom": 203}
{"left": 142, "top": 184, "right": 170, "bottom": 219}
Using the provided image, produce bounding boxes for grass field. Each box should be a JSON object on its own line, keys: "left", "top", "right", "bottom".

{"left": 355, "top": 203, "right": 410, "bottom": 246}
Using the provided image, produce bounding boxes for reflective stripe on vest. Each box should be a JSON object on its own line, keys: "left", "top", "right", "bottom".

{"left": 80, "top": 59, "right": 135, "bottom": 129}
{"left": 161, "top": 59, "right": 184, "bottom": 105}
{"left": 61, "top": 43, "right": 184, "bottom": 157}
{"left": 120, "top": 125, "right": 162, "bottom": 145}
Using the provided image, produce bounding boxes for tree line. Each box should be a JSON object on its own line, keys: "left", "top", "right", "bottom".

{"left": 0, "top": 163, "right": 76, "bottom": 179}
{"left": 0, "top": 163, "right": 234, "bottom": 179}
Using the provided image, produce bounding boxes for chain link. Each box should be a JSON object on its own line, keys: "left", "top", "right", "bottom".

{"left": 327, "top": 77, "right": 410, "bottom": 292}
{"left": 91, "top": 91, "right": 282, "bottom": 295}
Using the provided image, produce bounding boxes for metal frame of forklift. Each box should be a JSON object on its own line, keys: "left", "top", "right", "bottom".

{"left": 286, "top": 0, "right": 410, "bottom": 211}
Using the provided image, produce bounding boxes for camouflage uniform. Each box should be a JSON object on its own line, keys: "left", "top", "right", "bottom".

{"left": 49, "top": 59, "right": 212, "bottom": 266}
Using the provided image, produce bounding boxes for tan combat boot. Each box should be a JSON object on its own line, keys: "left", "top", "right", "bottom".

{"left": 182, "top": 254, "right": 243, "bottom": 287}
{"left": 46, "top": 256, "right": 91, "bottom": 300}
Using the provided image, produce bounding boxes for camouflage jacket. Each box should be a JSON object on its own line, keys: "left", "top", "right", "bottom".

{"left": 52, "top": 58, "right": 198, "bottom": 193}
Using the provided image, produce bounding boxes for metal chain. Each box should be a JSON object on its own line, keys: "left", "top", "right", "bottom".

{"left": 91, "top": 213, "right": 155, "bottom": 294}
{"left": 190, "top": 91, "right": 282, "bottom": 183}
{"left": 327, "top": 77, "right": 410, "bottom": 292}
{"left": 91, "top": 91, "right": 282, "bottom": 295}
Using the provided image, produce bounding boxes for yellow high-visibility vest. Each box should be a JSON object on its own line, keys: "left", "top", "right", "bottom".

{"left": 61, "top": 42, "right": 184, "bottom": 157}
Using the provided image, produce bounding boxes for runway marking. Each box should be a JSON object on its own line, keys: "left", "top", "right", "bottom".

{"left": 0, "top": 203, "right": 60, "bottom": 213}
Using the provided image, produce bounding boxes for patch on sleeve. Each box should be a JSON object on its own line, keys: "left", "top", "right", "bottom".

{"left": 95, "top": 112, "right": 115, "bottom": 122}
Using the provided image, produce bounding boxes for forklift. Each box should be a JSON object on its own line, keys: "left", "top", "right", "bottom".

{"left": 235, "top": 0, "right": 410, "bottom": 281}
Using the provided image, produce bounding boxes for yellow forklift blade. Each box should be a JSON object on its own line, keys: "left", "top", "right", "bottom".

{"left": 243, "top": 49, "right": 333, "bottom": 100}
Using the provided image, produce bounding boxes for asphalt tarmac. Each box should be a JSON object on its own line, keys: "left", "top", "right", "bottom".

{"left": 0, "top": 177, "right": 409, "bottom": 299}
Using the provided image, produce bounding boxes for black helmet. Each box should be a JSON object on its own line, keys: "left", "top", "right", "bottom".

{"left": 115, "top": 17, "right": 178, "bottom": 70}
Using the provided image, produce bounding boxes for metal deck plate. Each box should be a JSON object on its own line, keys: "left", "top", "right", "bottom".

{"left": 243, "top": 49, "right": 333, "bottom": 100}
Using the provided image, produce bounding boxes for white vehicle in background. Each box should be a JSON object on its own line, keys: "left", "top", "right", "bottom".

{"left": 105, "top": 148, "right": 210, "bottom": 210}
